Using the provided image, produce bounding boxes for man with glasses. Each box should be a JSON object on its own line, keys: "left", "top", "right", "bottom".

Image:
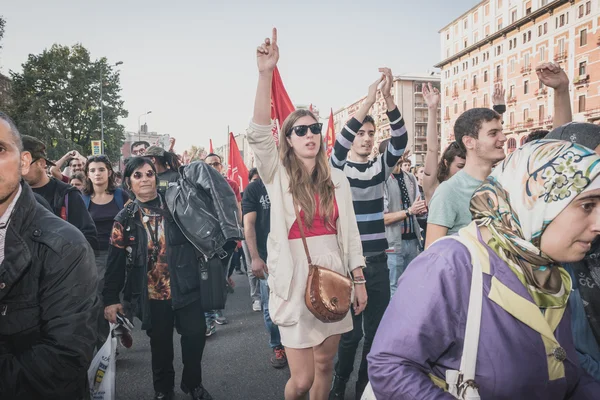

{"left": 131, "top": 140, "right": 151, "bottom": 156}
{"left": 21, "top": 136, "right": 98, "bottom": 250}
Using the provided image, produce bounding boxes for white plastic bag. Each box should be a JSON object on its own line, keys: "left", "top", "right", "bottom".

{"left": 88, "top": 323, "right": 117, "bottom": 400}
{"left": 361, "top": 382, "right": 377, "bottom": 400}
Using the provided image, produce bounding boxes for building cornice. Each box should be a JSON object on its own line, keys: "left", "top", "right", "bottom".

{"left": 435, "top": 0, "right": 570, "bottom": 68}
{"left": 439, "top": 0, "right": 489, "bottom": 33}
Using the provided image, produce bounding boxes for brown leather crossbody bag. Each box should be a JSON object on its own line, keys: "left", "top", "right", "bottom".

{"left": 293, "top": 202, "right": 352, "bottom": 323}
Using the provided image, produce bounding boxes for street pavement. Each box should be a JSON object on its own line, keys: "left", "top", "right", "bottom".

{"left": 116, "top": 269, "right": 362, "bottom": 400}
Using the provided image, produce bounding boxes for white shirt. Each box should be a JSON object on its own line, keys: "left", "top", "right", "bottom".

{"left": 0, "top": 185, "right": 22, "bottom": 265}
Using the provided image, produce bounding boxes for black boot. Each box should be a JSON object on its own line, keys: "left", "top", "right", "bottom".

{"left": 190, "top": 384, "right": 213, "bottom": 400}
{"left": 328, "top": 374, "right": 348, "bottom": 400}
{"left": 154, "top": 390, "right": 174, "bottom": 400}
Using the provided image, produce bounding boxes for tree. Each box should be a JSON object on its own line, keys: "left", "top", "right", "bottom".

{"left": 8, "top": 44, "right": 128, "bottom": 162}
{"left": 0, "top": 16, "right": 5, "bottom": 50}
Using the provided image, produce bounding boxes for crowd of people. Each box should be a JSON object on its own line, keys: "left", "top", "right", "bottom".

{"left": 1, "top": 26, "right": 600, "bottom": 400}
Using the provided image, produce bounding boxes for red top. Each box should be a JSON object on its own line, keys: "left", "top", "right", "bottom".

{"left": 226, "top": 178, "right": 242, "bottom": 202}
{"left": 288, "top": 195, "right": 339, "bottom": 239}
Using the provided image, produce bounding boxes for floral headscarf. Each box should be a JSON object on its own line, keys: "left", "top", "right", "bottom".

{"left": 470, "top": 140, "right": 600, "bottom": 308}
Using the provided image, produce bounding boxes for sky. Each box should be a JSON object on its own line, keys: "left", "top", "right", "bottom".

{"left": 0, "top": 0, "right": 477, "bottom": 152}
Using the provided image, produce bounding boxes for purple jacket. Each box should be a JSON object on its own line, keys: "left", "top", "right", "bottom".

{"left": 367, "top": 231, "right": 600, "bottom": 399}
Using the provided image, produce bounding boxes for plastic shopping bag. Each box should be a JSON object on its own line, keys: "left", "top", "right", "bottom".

{"left": 88, "top": 323, "right": 117, "bottom": 400}
{"left": 360, "top": 382, "right": 376, "bottom": 400}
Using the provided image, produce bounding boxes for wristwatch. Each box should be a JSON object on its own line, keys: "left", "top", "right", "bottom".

{"left": 406, "top": 209, "right": 412, "bottom": 217}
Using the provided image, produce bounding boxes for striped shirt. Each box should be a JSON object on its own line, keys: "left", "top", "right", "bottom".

{"left": 331, "top": 108, "right": 408, "bottom": 256}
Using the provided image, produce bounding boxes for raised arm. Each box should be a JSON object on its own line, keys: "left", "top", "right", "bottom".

{"left": 379, "top": 67, "right": 408, "bottom": 177}
{"left": 330, "top": 76, "right": 382, "bottom": 170}
{"left": 492, "top": 83, "right": 506, "bottom": 115}
{"left": 422, "top": 83, "right": 441, "bottom": 202}
{"left": 246, "top": 28, "right": 280, "bottom": 184}
{"left": 536, "top": 62, "right": 571, "bottom": 128}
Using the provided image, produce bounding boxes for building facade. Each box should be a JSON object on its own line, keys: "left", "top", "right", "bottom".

{"left": 332, "top": 72, "right": 441, "bottom": 164}
{"left": 436, "top": 0, "right": 600, "bottom": 154}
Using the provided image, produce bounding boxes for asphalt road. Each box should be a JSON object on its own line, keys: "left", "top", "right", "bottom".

{"left": 115, "top": 270, "right": 362, "bottom": 400}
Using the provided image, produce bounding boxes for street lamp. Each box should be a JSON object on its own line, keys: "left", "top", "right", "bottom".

{"left": 138, "top": 111, "right": 153, "bottom": 141}
{"left": 100, "top": 61, "right": 124, "bottom": 154}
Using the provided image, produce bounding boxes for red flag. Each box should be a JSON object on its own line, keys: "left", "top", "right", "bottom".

{"left": 227, "top": 132, "right": 249, "bottom": 191}
{"left": 325, "top": 108, "right": 335, "bottom": 157}
{"left": 271, "top": 66, "right": 295, "bottom": 143}
{"left": 209, "top": 139, "right": 214, "bottom": 154}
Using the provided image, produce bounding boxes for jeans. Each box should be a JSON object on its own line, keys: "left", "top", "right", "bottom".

{"left": 147, "top": 299, "right": 207, "bottom": 393}
{"left": 335, "top": 253, "right": 390, "bottom": 386}
{"left": 242, "top": 241, "right": 261, "bottom": 302}
{"left": 260, "top": 278, "right": 281, "bottom": 348}
{"left": 388, "top": 239, "right": 421, "bottom": 296}
{"left": 204, "top": 251, "right": 233, "bottom": 324}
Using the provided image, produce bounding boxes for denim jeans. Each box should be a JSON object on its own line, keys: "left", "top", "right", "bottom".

{"left": 260, "top": 278, "right": 281, "bottom": 348}
{"left": 388, "top": 239, "right": 421, "bottom": 296}
{"left": 242, "top": 241, "right": 261, "bottom": 302}
{"left": 335, "top": 252, "right": 390, "bottom": 386}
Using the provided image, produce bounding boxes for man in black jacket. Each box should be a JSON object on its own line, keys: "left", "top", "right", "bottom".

{"left": 0, "top": 112, "right": 99, "bottom": 399}
{"left": 21, "top": 135, "right": 98, "bottom": 249}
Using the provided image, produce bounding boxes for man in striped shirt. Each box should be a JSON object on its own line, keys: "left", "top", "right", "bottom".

{"left": 329, "top": 68, "right": 408, "bottom": 400}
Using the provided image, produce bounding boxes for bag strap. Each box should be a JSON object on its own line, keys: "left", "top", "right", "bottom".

{"left": 292, "top": 200, "right": 313, "bottom": 266}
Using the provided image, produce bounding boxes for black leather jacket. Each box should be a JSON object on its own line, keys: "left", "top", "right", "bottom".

{"left": 165, "top": 161, "right": 243, "bottom": 259}
{"left": 0, "top": 183, "right": 99, "bottom": 400}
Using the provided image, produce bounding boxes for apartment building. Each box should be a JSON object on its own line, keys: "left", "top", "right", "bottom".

{"left": 332, "top": 72, "right": 441, "bottom": 164}
{"left": 436, "top": 0, "right": 599, "bottom": 154}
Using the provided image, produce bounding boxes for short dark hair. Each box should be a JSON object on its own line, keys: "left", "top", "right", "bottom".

{"left": 0, "top": 111, "right": 23, "bottom": 151}
{"left": 123, "top": 157, "right": 159, "bottom": 196}
{"left": 454, "top": 108, "right": 501, "bottom": 152}
{"left": 130, "top": 141, "right": 150, "bottom": 152}
{"left": 524, "top": 130, "right": 549, "bottom": 144}
{"left": 206, "top": 153, "right": 222, "bottom": 162}
{"left": 362, "top": 115, "right": 376, "bottom": 130}
{"left": 248, "top": 168, "right": 259, "bottom": 182}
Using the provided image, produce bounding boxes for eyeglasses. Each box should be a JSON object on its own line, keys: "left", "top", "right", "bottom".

{"left": 207, "top": 162, "right": 221, "bottom": 168}
{"left": 287, "top": 123, "right": 323, "bottom": 137}
{"left": 132, "top": 170, "right": 156, "bottom": 179}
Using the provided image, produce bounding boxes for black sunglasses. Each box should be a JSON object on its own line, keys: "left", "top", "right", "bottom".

{"left": 287, "top": 123, "right": 323, "bottom": 137}
{"left": 132, "top": 170, "right": 156, "bottom": 179}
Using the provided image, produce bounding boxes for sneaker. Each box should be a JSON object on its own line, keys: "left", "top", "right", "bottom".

{"left": 205, "top": 321, "right": 216, "bottom": 337}
{"left": 215, "top": 312, "right": 228, "bottom": 325}
{"left": 190, "top": 384, "right": 213, "bottom": 400}
{"left": 328, "top": 374, "right": 348, "bottom": 400}
{"left": 154, "top": 391, "right": 174, "bottom": 400}
{"left": 252, "top": 299, "right": 261, "bottom": 312}
{"left": 270, "top": 345, "right": 287, "bottom": 369}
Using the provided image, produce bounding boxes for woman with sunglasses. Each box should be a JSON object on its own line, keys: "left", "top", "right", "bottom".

{"left": 368, "top": 140, "right": 600, "bottom": 399}
{"left": 247, "top": 28, "right": 367, "bottom": 400}
{"left": 82, "top": 155, "right": 129, "bottom": 349}
{"left": 102, "top": 157, "right": 212, "bottom": 400}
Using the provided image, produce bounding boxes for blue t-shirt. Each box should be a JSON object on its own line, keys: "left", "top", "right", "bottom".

{"left": 427, "top": 170, "right": 483, "bottom": 235}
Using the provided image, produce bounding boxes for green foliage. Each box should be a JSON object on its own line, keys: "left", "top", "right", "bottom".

{"left": 0, "top": 16, "right": 5, "bottom": 50}
{"left": 8, "top": 43, "right": 128, "bottom": 162}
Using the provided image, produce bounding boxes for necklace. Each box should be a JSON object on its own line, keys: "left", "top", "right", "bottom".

{"left": 139, "top": 196, "right": 163, "bottom": 223}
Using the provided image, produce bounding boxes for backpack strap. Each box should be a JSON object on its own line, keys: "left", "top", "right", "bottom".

{"left": 114, "top": 188, "right": 124, "bottom": 210}
{"left": 82, "top": 194, "right": 91, "bottom": 209}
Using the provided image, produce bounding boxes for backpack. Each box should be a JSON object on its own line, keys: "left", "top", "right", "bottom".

{"left": 82, "top": 188, "right": 125, "bottom": 210}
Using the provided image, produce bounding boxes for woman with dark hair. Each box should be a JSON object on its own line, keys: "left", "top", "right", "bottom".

{"left": 247, "top": 28, "right": 367, "bottom": 400}
{"left": 103, "top": 156, "right": 214, "bottom": 400}
{"left": 82, "top": 155, "right": 129, "bottom": 349}
{"left": 145, "top": 146, "right": 182, "bottom": 194}
{"left": 421, "top": 83, "right": 466, "bottom": 203}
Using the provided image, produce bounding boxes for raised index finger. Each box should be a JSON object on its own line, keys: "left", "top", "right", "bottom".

{"left": 272, "top": 27, "right": 278, "bottom": 45}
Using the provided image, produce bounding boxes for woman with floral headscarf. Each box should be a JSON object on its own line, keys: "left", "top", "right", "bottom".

{"left": 367, "top": 140, "right": 600, "bottom": 399}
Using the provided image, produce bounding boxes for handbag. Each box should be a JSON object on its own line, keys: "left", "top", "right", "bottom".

{"left": 360, "top": 230, "right": 483, "bottom": 400}
{"left": 293, "top": 201, "right": 353, "bottom": 323}
{"left": 198, "top": 253, "right": 228, "bottom": 312}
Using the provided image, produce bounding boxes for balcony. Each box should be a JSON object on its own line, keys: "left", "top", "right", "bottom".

{"left": 554, "top": 51, "right": 568, "bottom": 63}
{"left": 521, "top": 65, "right": 531, "bottom": 75}
{"left": 535, "top": 88, "right": 548, "bottom": 97}
{"left": 524, "top": 118, "right": 535, "bottom": 128}
{"left": 452, "top": 91, "right": 459, "bottom": 99}
{"left": 471, "top": 85, "right": 479, "bottom": 92}
{"left": 507, "top": 96, "right": 517, "bottom": 105}
{"left": 415, "top": 102, "right": 429, "bottom": 109}
{"left": 494, "top": 76, "right": 503, "bottom": 83}
{"left": 574, "top": 74, "right": 590, "bottom": 86}
{"left": 415, "top": 118, "right": 428, "bottom": 124}
{"left": 585, "top": 107, "right": 600, "bottom": 121}
{"left": 444, "top": 114, "right": 451, "bottom": 121}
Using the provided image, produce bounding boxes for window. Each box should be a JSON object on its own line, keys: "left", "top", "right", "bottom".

{"left": 579, "top": 4, "right": 585, "bottom": 17}
{"left": 539, "top": 80, "right": 544, "bottom": 90}
{"left": 524, "top": 53, "right": 530, "bottom": 67}
{"left": 559, "top": 14, "right": 565, "bottom": 27}
{"left": 473, "top": 98, "right": 477, "bottom": 108}
{"left": 485, "top": 4, "right": 490, "bottom": 16}
{"left": 463, "top": 79, "right": 467, "bottom": 90}
{"left": 579, "top": 95, "right": 586, "bottom": 113}
{"left": 558, "top": 38, "right": 565, "bottom": 54}
{"left": 497, "top": 17, "right": 503, "bottom": 31}
{"left": 507, "top": 138, "right": 517, "bottom": 153}
{"left": 520, "top": 136, "right": 528, "bottom": 146}
{"left": 581, "top": 29, "right": 587, "bottom": 46}
{"left": 544, "top": 22, "right": 548, "bottom": 34}
{"left": 538, "top": 104, "right": 545, "bottom": 121}
{"left": 509, "top": 111, "right": 515, "bottom": 126}
{"left": 473, "top": 74, "right": 478, "bottom": 87}
{"left": 473, "top": 12, "right": 479, "bottom": 24}
{"left": 524, "top": 80, "right": 529, "bottom": 94}
{"left": 541, "top": 0, "right": 548, "bottom": 6}
{"left": 484, "top": 70, "right": 488, "bottom": 82}
{"left": 509, "top": 85, "right": 515, "bottom": 98}
{"left": 496, "top": 65, "right": 502, "bottom": 79}
{"left": 498, "top": 0, "right": 503, "bottom": 8}
{"left": 538, "top": 25, "right": 543, "bottom": 36}
{"left": 463, "top": 100, "right": 467, "bottom": 112}
{"left": 474, "top": 32, "right": 479, "bottom": 43}
{"left": 510, "top": 58, "right": 516, "bottom": 73}
{"left": 511, "top": 10, "right": 518, "bottom": 23}
{"left": 485, "top": 25, "right": 490, "bottom": 37}
{"left": 454, "top": 103, "right": 458, "bottom": 114}
{"left": 523, "top": 108, "right": 529, "bottom": 120}
{"left": 540, "top": 46, "right": 546, "bottom": 62}
{"left": 528, "top": 31, "right": 531, "bottom": 41}
{"left": 586, "top": 1, "right": 591, "bottom": 15}
{"left": 445, "top": 106, "right": 450, "bottom": 118}
{"left": 446, "top": 31, "right": 450, "bottom": 40}
{"left": 523, "top": 33, "right": 527, "bottom": 44}
{"left": 579, "top": 61, "right": 587, "bottom": 76}
{"left": 464, "top": 18, "right": 468, "bottom": 29}
{"left": 464, "top": 40, "right": 468, "bottom": 48}
{"left": 484, "top": 93, "right": 489, "bottom": 107}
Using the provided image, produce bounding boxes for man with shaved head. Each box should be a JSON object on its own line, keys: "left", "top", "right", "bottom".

{"left": 0, "top": 111, "right": 99, "bottom": 399}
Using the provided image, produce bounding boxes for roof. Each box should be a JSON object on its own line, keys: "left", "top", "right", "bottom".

{"left": 439, "top": 0, "right": 488, "bottom": 33}
{"left": 395, "top": 72, "right": 441, "bottom": 81}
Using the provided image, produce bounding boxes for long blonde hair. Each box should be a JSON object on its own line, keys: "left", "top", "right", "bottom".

{"left": 279, "top": 109, "right": 336, "bottom": 230}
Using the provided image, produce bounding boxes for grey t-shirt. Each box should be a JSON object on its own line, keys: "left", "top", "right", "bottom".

{"left": 427, "top": 170, "right": 483, "bottom": 235}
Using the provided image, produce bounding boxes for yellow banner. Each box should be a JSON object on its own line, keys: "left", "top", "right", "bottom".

{"left": 91, "top": 140, "right": 102, "bottom": 155}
